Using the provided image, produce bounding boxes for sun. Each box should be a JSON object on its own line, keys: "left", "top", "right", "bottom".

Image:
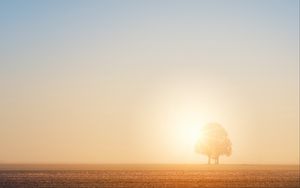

{"left": 172, "top": 113, "right": 205, "bottom": 152}
{"left": 182, "top": 123, "right": 201, "bottom": 145}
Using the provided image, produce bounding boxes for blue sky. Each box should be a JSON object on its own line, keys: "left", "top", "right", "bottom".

{"left": 0, "top": 0, "right": 299, "bottom": 163}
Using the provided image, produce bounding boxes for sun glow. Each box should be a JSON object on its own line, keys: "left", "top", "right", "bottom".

{"left": 180, "top": 123, "right": 202, "bottom": 148}
{"left": 170, "top": 112, "right": 206, "bottom": 154}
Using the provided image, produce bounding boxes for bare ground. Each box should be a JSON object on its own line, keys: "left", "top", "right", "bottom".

{"left": 0, "top": 164, "right": 299, "bottom": 188}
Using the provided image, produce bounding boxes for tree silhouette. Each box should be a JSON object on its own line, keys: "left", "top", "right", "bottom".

{"left": 195, "top": 123, "right": 232, "bottom": 164}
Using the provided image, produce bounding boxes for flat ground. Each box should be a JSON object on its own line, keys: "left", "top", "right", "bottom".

{"left": 0, "top": 164, "right": 299, "bottom": 188}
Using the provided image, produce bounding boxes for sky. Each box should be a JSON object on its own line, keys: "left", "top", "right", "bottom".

{"left": 0, "top": 0, "right": 299, "bottom": 164}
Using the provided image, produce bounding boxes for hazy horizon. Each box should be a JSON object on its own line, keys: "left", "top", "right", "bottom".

{"left": 0, "top": 162, "right": 299, "bottom": 165}
{"left": 0, "top": 0, "right": 299, "bottom": 164}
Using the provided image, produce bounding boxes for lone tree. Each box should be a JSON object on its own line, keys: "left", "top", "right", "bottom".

{"left": 195, "top": 123, "right": 232, "bottom": 164}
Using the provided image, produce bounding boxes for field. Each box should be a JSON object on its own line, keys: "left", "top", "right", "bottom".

{"left": 0, "top": 164, "right": 299, "bottom": 188}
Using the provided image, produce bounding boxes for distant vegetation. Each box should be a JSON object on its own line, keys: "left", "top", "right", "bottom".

{"left": 195, "top": 123, "right": 232, "bottom": 164}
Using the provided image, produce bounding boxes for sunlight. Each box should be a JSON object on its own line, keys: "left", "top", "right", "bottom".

{"left": 181, "top": 123, "right": 201, "bottom": 148}
{"left": 172, "top": 112, "right": 205, "bottom": 153}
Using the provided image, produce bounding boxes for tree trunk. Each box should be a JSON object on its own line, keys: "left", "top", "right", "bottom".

{"left": 215, "top": 156, "right": 219, "bottom": 165}
{"left": 208, "top": 156, "right": 211, "bottom": 164}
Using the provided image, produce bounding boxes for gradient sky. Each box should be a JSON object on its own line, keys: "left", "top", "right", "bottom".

{"left": 0, "top": 0, "right": 299, "bottom": 164}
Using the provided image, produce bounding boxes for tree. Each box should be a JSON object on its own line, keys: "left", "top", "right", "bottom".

{"left": 195, "top": 123, "right": 232, "bottom": 164}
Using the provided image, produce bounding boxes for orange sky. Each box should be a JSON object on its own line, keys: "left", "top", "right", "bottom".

{"left": 0, "top": 0, "right": 299, "bottom": 164}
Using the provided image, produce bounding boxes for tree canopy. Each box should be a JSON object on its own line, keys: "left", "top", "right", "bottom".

{"left": 195, "top": 123, "right": 232, "bottom": 164}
